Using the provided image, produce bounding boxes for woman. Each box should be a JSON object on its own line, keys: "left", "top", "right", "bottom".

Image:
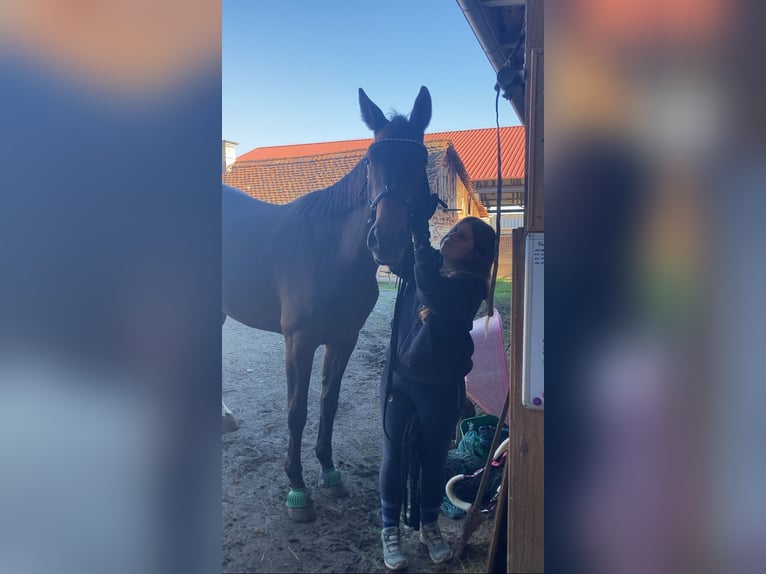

{"left": 379, "top": 216, "right": 496, "bottom": 570}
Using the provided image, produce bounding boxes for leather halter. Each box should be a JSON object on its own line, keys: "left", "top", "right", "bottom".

{"left": 361, "top": 138, "right": 430, "bottom": 223}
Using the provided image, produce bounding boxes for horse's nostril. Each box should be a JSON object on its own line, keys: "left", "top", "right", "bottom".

{"left": 366, "top": 226, "right": 379, "bottom": 250}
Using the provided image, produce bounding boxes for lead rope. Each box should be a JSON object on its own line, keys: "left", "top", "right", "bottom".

{"left": 485, "top": 23, "right": 524, "bottom": 319}
{"left": 383, "top": 272, "right": 422, "bottom": 530}
{"left": 382, "top": 275, "right": 407, "bottom": 444}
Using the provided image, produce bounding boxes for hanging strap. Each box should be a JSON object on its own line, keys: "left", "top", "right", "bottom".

{"left": 486, "top": 88, "right": 504, "bottom": 317}
{"left": 398, "top": 416, "right": 420, "bottom": 530}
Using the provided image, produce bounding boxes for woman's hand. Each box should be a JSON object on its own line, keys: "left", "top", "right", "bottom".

{"left": 410, "top": 194, "right": 439, "bottom": 247}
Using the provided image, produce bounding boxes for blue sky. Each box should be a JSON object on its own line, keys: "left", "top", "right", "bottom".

{"left": 222, "top": 0, "right": 521, "bottom": 156}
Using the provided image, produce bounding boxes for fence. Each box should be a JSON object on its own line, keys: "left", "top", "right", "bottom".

{"left": 497, "top": 235, "right": 513, "bottom": 279}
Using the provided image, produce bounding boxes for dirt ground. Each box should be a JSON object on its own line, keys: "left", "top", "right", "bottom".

{"left": 222, "top": 285, "right": 498, "bottom": 574}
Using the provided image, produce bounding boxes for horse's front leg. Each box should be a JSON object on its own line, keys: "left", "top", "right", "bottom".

{"left": 221, "top": 314, "right": 240, "bottom": 433}
{"left": 284, "top": 331, "right": 318, "bottom": 522}
{"left": 222, "top": 401, "right": 239, "bottom": 433}
{"left": 315, "top": 334, "right": 358, "bottom": 498}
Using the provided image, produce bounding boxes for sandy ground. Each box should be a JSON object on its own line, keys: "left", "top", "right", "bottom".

{"left": 222, "top": 285, "right": 496, "bottom": 573}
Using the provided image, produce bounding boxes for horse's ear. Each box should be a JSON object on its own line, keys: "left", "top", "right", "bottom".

{"left": 359, "top": 88, "right": 388, "bottom": 133}
{"left": 409, "top": 86, "right": 432, "bottom": 132}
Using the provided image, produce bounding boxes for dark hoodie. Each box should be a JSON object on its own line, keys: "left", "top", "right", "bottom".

{"left": 388, "top": 244, "right": 487, "bottom": 384}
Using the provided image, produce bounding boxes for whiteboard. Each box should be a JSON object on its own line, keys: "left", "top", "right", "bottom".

{"left": 522, "top": 232, "right": 544, "bottom": 410}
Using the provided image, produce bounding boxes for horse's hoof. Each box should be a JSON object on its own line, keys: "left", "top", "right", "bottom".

{"left": 320, "top": 467, "right": 349, "bottom": 498}
{"left": 321, "top": 482, "right": 349, "bottom": 498}
{"left": 286, "top": 488, "right": 316, "bottom": 522}
{"left": 222, "top": 412, "right": 239, "bottom": 433}
{"left": 287, "top": 504, "right": 317, "bottom": 522}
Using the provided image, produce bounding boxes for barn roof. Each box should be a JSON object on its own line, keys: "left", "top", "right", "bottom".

{"left": 223, "top": 140, "right": 488, "bottom": 217}
{"left": 236, "top": 126, "right": 525, "bottom": 184}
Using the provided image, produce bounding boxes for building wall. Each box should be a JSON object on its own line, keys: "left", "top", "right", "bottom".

{"left": 429, "top": 207, "right": 459, "bottom": 248}
{"left": 497, "top": 235, "right": 513, "bottom": 279}
{"left": 222, "top": 140, "right": 238, "bottom": 173}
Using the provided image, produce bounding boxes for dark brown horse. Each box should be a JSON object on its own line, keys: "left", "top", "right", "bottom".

{"left": 222, "top": 87, "right": 432, "bottom": 521}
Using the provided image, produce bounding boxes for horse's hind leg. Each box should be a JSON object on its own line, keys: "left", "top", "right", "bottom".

{"left": 284, "top": 331, "right": 318, "bottom": 522}
{"left": 315, "top": 335, "right": 358, "bottom": 498}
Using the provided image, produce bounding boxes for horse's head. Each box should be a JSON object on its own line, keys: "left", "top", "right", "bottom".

{"left": 359, "top": 86, "right": 432, "bottom": 266}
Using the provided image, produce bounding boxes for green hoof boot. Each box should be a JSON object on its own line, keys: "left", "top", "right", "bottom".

{"left": 320, "top": 467, "right": 349, "bottom": 498}
{"left": 286, "top": 488, "right": 316, "bottom": 522}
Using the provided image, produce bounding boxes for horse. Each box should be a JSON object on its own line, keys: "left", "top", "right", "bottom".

{"left": 222, "top": 87, "right": 433, "bottom": 521}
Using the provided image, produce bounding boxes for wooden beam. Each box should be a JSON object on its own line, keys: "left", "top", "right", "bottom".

{"left": 505, "top": 2, "right": 545, "bottom": 571}
{"left": 524, "top": 48, "right": 544, "bottom": 232}
{"left": 481, "top": 0, "right": 526, "bottom": 7}
{"left": 524, "top": 0, "right": 544, "bottom": 232}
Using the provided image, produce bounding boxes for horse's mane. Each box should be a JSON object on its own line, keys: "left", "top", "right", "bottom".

{"left": 291, "top": 159, "right": 367, "bottom": 217}
{"left": 380, "top": 114, "right": 422, "bottom": 139}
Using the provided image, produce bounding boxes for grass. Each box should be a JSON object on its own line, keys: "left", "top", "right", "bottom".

{"left": 377, "top": 280, "right": 399, "bottom": 292}
{"left": 491, "top": 278, "right": 511, "bottom": 307}
{"left": 491, "top": 279, "right": 512, "bottom": 341}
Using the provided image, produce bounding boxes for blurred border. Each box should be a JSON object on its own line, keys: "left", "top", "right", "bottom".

{"left": 548, "top": 1, "right": 766, "bottom": 573}
{"left": 0, "top": 3, "right": 221, "bottom": 574}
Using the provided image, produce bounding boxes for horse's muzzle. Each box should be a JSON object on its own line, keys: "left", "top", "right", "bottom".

{"left": 366, "top": 225, "right": 408, "bottom": 266}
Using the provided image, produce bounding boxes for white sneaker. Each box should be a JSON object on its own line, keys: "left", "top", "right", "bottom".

{"left": 381, "top": 526, "right": 408, "bottom": 570}
{"left": 419, "top": 521, "right": 453, "bottom": 564}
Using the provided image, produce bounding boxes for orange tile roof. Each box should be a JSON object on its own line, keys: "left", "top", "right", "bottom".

{"left": 223, "top": 140, "right": 487, "bottom": 217}
{"left": 427, "top": 127, "right": 526, "bottom": 183}
{"left": 238, "top": 138, "right": 371, "bottom": 162}
{"left": 223, "top": 149, "right": 363, "bottom": 205}
{"left": 237, "top": 126, "right": 525, "bottom": 183}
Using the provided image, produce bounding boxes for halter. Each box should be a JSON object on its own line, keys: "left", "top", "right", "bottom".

{"left": 361, "top": 137, "right": 431, "bottom": 224}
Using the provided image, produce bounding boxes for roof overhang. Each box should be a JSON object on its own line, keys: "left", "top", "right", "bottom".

{"left": 457, "top": 0, "right": 526, "bottom": 121}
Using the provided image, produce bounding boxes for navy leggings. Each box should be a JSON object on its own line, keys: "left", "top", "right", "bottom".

{"left": 379, "top": 369, "right": 462, "bottom": 528}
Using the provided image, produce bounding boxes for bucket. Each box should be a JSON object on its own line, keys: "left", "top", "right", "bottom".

{"left": 459, "top": 414, "right": 500, "bottom": 438}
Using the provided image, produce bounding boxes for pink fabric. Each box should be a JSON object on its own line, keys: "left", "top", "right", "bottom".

{"left": 464, "top": 309, "right": 510, "bottom": 423}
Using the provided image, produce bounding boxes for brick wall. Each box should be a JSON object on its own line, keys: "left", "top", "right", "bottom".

{"left": 429, "top": 208, "right": 459, "bottom": 248}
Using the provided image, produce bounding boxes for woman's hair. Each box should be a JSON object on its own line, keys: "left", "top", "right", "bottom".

{"left": 441, "top": 216, "right": 496, "bottom": 282}
{"left": 418, "top": 217, "right": 496, "bottom": 323}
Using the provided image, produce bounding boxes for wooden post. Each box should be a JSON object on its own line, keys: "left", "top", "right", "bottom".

{"left": 507, "top": 0, "right": 545, "bottom": 571}
{"left": 504, "top": 227, "right": 544, "bottom": 573}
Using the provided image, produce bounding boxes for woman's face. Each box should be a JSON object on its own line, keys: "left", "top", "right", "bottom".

{"left": 440, "top": 221, "right": 476, "bottom": 265}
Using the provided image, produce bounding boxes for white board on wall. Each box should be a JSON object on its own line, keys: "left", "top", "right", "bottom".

{"left": 522, "top": 232, "right": 544, "bottom": 410}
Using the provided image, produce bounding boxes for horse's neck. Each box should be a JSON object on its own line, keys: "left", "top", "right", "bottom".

{"left": 293, "top": 161, "right": 376, "bottom": 272}
{"left": 294, "top": 160, "right": 367, "bottom": 215}
{"left": 338, "top": 204, "right": 377, "bottom": 274}
{"left": 334, "top": 173, "right": 376, "bottom": 273}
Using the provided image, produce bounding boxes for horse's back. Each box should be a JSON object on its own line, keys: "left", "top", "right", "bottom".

{"left": 221, "top": 183, "right": 378, "bottom": 339}
{"left": 223, "top": 184, "right": 281, "bottom": 220}
{"left": 222, "top": 184, "right": 285, "bottom": 332}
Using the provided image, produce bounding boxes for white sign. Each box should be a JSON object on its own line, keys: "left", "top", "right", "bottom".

{"left": 522, "top": 232, "right": 544, "bottom": 410}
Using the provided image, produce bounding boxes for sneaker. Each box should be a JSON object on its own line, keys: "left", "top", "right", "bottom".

{"left": 381, "top": 526, "right": 408, "bottom": 570}
{"left": 419, "top": 521, "right": 453, "bottom": 564}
